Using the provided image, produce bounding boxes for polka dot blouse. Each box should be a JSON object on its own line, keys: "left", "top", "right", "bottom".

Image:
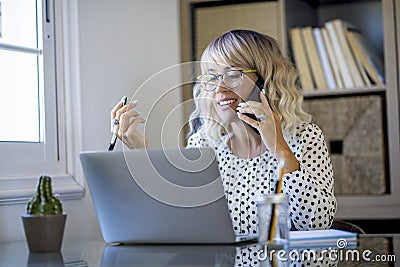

{"left": 187, "top": 122, "right": 336, "bottom": 235}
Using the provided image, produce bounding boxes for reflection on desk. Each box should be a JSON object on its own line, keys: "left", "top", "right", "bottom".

{"left": 102, "top": 245, "right": 235, "bottom": 266}
{"left": 0, "top": 234, "right": 398, "bottom": 267}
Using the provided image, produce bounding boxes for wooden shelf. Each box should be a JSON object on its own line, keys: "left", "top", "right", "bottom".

{"left": 302, "top": 86, "right": 385, "bottom": 98}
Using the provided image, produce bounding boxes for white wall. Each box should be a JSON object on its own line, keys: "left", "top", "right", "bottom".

{"left": 78, "top": 0, "right": 183, "bottom": 151}
{"left": 0, "top": 0, "right": 181, "bottom": 242}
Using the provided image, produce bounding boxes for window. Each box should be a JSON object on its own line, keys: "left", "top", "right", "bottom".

{"left": 0, "top": 0, "right": 44, "bottom": 143}
{"left": 0, "top": 0, "right": 84, "bottom": 203}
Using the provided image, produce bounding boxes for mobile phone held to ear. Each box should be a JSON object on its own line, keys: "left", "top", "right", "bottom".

{"left": 247, "top": 86, "right": 261, "bottom": 102}
{"left": 243, "top": 84, "right": 263, "bottom": 135}
{"left": 247, "top": 76, "right": 264, "bottom": 102}
{"left": 108, "top": 96, "right": 128, "bottom": 151}
{"left": 243, "top": 86, "right": 261, "bottom": 123}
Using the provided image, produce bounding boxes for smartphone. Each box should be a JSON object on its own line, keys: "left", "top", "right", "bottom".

{"left": 108, "top": 96, "right": 128, "bottom": 151}
{"left": 243, "top": 86, "right": 261, "bottom": 129}
{"left": 247, "top": 86, "right": 261, "bottom": 102}
{"left": 247, "top": 76, "right": 264, "bottom": 102}
{"left": 244, "top": 82, "right": 263, "bottom": 134}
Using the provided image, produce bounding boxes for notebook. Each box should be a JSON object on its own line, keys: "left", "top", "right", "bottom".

{"left": 289, "top": 229, "right": 358, "bottom": 248}
{"left": 80, "top": 148, "right": 256, "bottom": 244}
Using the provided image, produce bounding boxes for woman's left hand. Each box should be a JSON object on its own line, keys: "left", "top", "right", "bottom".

{"left": 237, "top": 91, "right": 299, "bottom": 172}
{"left": 237, "top": 91, "right": 282, "bottom": 152}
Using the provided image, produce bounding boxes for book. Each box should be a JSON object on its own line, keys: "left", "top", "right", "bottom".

{"left": 339, "top": 22, "right": 372, "bottom": 87}
{"left": 313, "top": 27, "right": 336, "bottom": 90}
{"left": 289, "top": 229, "right": 358, "bottom": 249}
{"left": 302, "top": 27, "right": 327, "bottom": 90}
{"left": 321, "top": 27, "right": 343, "bottom": 89}
{"left": 351, "top": 40, "right": 372, "bottom": 87}
{"left": 290, "top": 28, "right": 314, "bottom": 90}
{"left": 346, "top": 30, "right": 384, "bottom": 86}
{"left": 325, "top": 20, "right": 354, "bottom": 88}
{"left": 331, "top": 19, "right": 365, "bottom": 88}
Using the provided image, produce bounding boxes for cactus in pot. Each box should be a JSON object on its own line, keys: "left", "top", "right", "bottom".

{"left": 27, "top": 175, "right": 63, "bottom": 215}
{"left": 22, "top": 175, "right": 67, "bottom": 252}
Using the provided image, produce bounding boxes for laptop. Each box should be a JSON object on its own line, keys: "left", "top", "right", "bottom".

{"left": 80, "top": 147, "right": 256, "bottom": 244}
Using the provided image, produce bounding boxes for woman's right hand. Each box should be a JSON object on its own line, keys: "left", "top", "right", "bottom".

{"left": 110, "top": 99, "right": 147, "bottom": 149}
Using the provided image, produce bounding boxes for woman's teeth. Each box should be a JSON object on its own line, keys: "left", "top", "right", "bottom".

{"left": 219, "top": 99, "right": 236, "bottom": 106}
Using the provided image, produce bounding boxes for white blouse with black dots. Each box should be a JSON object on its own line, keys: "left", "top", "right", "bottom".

{"left": 187, "top": 122, "right": 336, "bottom": 235}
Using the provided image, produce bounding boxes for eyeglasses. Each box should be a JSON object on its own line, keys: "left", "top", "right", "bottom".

{"left": 197, "top": 69, "right": 257, "bottom": 91}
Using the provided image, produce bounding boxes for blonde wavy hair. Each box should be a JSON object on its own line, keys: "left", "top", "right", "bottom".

{"left": 188, "top": 29, "right": 311, "bottom": 141}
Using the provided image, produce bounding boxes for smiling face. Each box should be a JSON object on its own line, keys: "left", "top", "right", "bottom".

{"left": 205, "top": 64, "right": 258, "bottom": 124}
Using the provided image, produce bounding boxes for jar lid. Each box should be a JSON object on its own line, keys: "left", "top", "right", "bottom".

{"left": 255, "top": 193, "right": 288, "bottom": 205}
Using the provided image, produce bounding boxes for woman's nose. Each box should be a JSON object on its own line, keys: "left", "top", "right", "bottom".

{"left": 215, "top": 79, "right": 229, "bottom": 93}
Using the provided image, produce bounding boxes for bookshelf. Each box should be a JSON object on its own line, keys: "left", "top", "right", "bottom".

{"left": 302, "top": 86, "right": 385, "bottom": 98}
{"left": 284, "top": 0, "right": 400, "bottom": 219}
{"left": 180, "top": 0, "right": 400, "bottom": 219}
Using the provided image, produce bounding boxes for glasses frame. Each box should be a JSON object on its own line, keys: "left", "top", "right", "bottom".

{"left": 197, "top": 69, "right": 257, "bottom": 91}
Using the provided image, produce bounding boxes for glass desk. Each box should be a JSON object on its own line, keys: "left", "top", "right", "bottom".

{"left": 0, "top": 234, "right": 398, "bottom": 267}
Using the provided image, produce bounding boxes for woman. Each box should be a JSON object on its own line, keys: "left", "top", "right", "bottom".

{"left": 111, "top": 30, "right": 336, "bottom": 234}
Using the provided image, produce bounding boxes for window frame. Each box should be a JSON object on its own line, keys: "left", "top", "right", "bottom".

{"left": 0, "top": 0, "right": 84, "bottom": 205}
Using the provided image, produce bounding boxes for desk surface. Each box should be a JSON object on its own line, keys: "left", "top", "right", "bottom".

{"left": 0, "top": 234, "right": 399, "bottom": 267}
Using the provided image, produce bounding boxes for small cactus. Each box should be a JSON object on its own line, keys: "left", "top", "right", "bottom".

{"left": 27, "top": 175, "right": 63, "bottom": 215}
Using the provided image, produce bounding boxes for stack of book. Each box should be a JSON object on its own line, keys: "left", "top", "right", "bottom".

{"left": 289, "top": 229, "right": 358, "bottom": 249}
{"left": 290, "top": 19, "right": 384, "bottom": 91}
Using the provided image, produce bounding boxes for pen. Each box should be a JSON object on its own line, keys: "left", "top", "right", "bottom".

{"left": 268, "top": 161, "right": 285, "bottom": 246}
{"left": 275, "top": 161, "right": 285, "bottom": 194}
{"left": 108, "top": 96, "right": 128, "bottom": 151}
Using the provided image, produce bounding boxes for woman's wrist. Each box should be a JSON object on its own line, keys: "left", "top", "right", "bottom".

{"left": 274, "top": 143, "right": 299, "bottom": 173}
